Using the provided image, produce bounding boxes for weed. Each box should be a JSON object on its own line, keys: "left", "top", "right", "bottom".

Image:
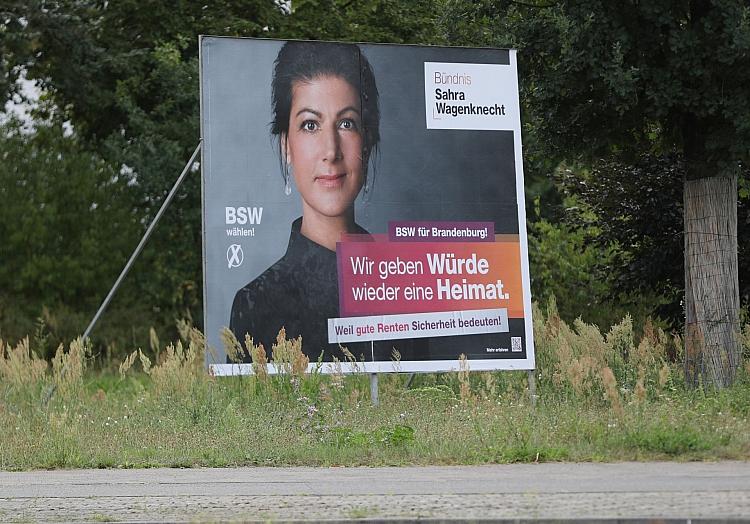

{"left": 49, "top": 337, "right": 91, "bottom": 402}
{"left": 406, "top": 384, "right": 456, "bottom": 403}
{"left": 458, "top": 353, "right": 471, "bottom": 402}
{"left": 624, "top": 425, "right": 715, "bottom": 455}
{"left": 1, "top": 311, "right": 749, "bottom": 469}
{"left": 248, "top": 335, "right": 268, "bottom": 381}
{"left": 600, "top": 367, "right": 624, "bottom": 419}
{"left": 326, "top": 424, "right": 415, "bottom": 448}
{"left": 219, "top": 327, "right": 243, "bottom": 364}
{"left": 0, "top": 337, "right": 47, "bottom": 388}
{"left": 271, "top": 327, "right": 308, "bottom": 378}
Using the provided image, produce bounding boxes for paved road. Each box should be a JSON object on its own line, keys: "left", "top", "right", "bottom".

{"left": 1, "top": 462, "right": 749, "bottom": 522}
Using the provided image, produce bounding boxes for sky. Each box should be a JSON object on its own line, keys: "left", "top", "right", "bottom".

{"left": 1, "top": 73, "right": 73, "bottom": 136}
{"left": 1, "top": 74, "right": 41, "bottom": 132}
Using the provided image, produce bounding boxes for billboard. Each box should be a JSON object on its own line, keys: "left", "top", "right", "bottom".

{"left": 200, "top": 36, "right": 534, "bottom": 374}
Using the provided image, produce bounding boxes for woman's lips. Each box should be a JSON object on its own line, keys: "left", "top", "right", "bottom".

{"left": 315, "top": 173, "right": 346, "bottom": 188}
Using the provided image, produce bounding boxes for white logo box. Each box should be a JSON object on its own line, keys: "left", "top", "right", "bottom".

{"left": 424, "top": 56, "right": 520, "bottom": 131}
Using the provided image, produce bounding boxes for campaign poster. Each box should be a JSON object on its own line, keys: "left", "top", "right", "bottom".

{"left": 200, "top": 36, "right": 535, "bottom": 374}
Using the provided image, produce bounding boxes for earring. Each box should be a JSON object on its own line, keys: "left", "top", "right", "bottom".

{"left": 282, "top": 136, "right": 292, "bottom": 195}
{"left": 362, "top": 158, "right": 373, "bottom": 199}
{"left": 283, "top": 165, "right": 292, "bottom": 196}
{"left": 361, "top": 150, "right": 372, "bottom": 200}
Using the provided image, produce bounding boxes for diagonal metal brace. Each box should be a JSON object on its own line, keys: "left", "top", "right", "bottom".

{"left": 82, "top": 141, "right": 202, "bottom": 340}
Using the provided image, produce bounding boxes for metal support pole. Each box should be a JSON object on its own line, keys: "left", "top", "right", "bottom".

{"left": 82, "top": 142, "right": 202, "bottom": 340}
{"left": 527, "top": 369, "right": 537, "bottom": 407}
{"left": 370, "top": 373, "right": 379, "bottom": 407}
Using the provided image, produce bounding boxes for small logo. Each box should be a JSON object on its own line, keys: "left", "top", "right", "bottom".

{"left": 227, "top": 244, "right": 244, "bottom": 268}
{"left": 226, "top": 206, "right": 263, "bottom": 225}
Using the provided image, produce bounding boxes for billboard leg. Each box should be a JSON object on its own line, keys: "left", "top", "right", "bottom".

{"left": 527, "top": 369, "right": 537, "bottom": 407}
{"left": 370, "top": 373, "right": 379, "bottom": 407}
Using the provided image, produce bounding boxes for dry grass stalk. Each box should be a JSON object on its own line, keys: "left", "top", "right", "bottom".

{"left": 600, "top": 366, "right": 624, "bottom": 418}
{"left": 458, "top": 353, "right": 471, "bottom": 402}
{"left": 119, "top": 350, "right": 138, "bottom": 378}
{"left": 634, "top": 378, "right": 647, "bottom": 405}
{"left": 550, "top": 328, "right": 573, "bottom": 388}
{"left": 542, "top": 301, "right": 610, "bottom": 398}
{"left": 566, "top": 358, "right": 585, "bottom": 395}
{"left": 340, "top": 345, "right": 362, "bottom": 373}
{"left": 534, "top": 298, "right": 686, "bottom": 404}
{"left": 220, "top": 327, "right": 244, "bottom": 364}
{"left": 348, "top": 387, "right": 360, "bottom": 405}
{"left": 631, "top": 319, "right": 667, "bottom": 373}
{"left": 0, "top": 337, "right": 48, "bottom": 387}
{"left": 330, "top": 357, "right": 344, "bottom": 390}
{"left": 177, "top": 319, "right": 209, "bottom": 363}
{"left": 187, "top": 327, "right": 207, "bottom": 357}
{"left": 149, "top": 327, "right": 160, "bottom": 362}
{"left": 658, "top": 363, "right": 670, "bottom": 390}
{"left": 545, "top": 296, "right": 562, "bottom": 334}
{"left": 574, "top": 318, "right": 608, "bottom": 370}
{"left": 246, "top": 334, "right": 268, "bottom": 382}
{"left": 138, "top": 349, "right": 152, "bottom": 374}
{"left": 318, "top": 381, "right": 332, "bottom": 401}
{"left": 176, "top": 318, "right": 192, "bottom": 342}
{"left": 546, "top": 316, "right": 607, "bottom": 397}
{"left": 605, "top": 315, "right": 634, "bottom": 365}
{"left": 51, "top": 337, "right": 89, "bottom": 397}
{"left": 391, "top": 348, "right": 402, "bottom": 373}
{"left": 482, "top": 372, "right": 497, "bottom": 399}
{"left": 147, "top": 340, "right": 201, "bottom": 397}
{"left": 271, "top": 328, "right": 308, "bottom": 378}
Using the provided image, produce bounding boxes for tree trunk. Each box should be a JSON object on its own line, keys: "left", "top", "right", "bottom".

{"left": 683, "top": 175, "right": 741, "bottom": 388}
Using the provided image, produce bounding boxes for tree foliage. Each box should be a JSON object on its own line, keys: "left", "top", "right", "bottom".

{"left": 2, "top": 0, "right": 749, "bottom": 364}
{"left": 441, "top": 1, "right": 750, "bottom": 330}
{"left": 0, "top": 117, "right": 136, "bottom": 302}
{"left": 559, "top": 155, "right": 750, "bottom": 326}
{"left": 444, "top": 1, "right": 750, "bottom": 172}
{"left": 0, "top": 116, "right": 138, "bottom": 346}
{"left": 0, "top": 1, "right": 445, "bottom": 349}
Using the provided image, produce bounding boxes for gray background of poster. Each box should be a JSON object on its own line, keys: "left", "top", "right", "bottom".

{"left": 201, "top": 37, "right": 517, "bottom": 364}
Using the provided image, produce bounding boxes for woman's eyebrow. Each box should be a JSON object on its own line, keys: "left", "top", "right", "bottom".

{"left": 337, "top": 106, "right": 361, "bottom": 117}
{"left": 294, "top": 106, "right": 361, "bottom": 118}
{"left": 295, "top": 107, "right": 322, "bottom": 118}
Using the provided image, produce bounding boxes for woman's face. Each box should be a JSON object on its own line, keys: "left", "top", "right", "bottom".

{"left": 284, "top": 75, "right": 365, "bottom": 221}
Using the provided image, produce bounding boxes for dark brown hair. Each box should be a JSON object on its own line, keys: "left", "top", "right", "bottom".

{"left": 270, "top": 41, "right": 380, "bottom": 185}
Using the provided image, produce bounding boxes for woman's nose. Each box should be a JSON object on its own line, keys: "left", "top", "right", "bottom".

{"left": 322, "top": 125, "right": 342, "bottom": 162}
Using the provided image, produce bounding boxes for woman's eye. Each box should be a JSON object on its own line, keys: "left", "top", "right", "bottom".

{"left": 301, "top": 120, "right": 318, "bottom": 132}
{"left": 338, "top": 118, "right": 357, "bottom": 130}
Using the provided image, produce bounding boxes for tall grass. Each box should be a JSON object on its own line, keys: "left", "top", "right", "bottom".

{"left": 1, "top": 299, "right": 748, "bottom": 470}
